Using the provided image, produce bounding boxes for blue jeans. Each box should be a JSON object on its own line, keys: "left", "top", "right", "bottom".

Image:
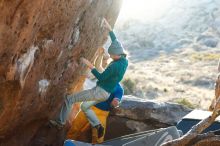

{"left": 58, "top": 86, "right": 110, "bottom": 126}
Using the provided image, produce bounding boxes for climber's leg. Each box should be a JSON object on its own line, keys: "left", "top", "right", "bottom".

{"left": 57, "top": 86, "right": 109, "bottom": 125}
{"left": 81, "top": 101, "right": 101, "bottom": 127}
{"left": 81, "top": 101, "right": 105, "bottom": 138}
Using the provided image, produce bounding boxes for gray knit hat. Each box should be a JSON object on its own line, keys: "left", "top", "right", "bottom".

{"left": 108, "top": 39, "right": 126, "bottom": 55}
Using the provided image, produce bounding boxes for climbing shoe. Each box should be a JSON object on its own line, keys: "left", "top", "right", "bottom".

{"left": 95, "top": 124, "right": 104, "bottom": 138}
{"left": 49, "top": 120, "right": 64, "bottom": 130}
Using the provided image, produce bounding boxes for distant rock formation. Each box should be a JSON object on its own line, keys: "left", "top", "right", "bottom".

{"left": 105, "top": 95, "right": 191, "bottom": 140}
{"left": 0, "top": 0, "right": 122, "bottom": 145}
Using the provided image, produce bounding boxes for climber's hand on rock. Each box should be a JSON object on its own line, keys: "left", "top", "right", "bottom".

{"left": 80, "top": 57, "right": 94, "bottom": 69}
{"left": 80, "top": 57, "right": 90, "bottom": 65}
{"left": 103, "top": 18, "right": 112, "bottom": 31}
{"left": 98, "top": 47, "right": 105, "bottom": 55}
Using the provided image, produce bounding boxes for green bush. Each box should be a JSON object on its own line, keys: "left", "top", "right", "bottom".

{"left": 191, "top": 53, "right": 220, "bottom": 61}
{"left": 122, "top": 78, "right": 136, "bottom": 95}
{"left": 174, "top": 98, "right": 196, "bottom": 109}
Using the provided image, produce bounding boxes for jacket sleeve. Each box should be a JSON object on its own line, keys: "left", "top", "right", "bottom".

{"left": 114, "top": 85, "right": 124, "bottom": 101}
{"left": 109, "top": 31, "right": 117, "bottom": 42}
{"left": 91, "top": 64, "right": 115, "bottom": 81}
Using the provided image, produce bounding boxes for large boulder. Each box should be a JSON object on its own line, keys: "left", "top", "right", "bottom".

{"left": 0, "top": 0, "right": 122, "bottom": 146}
{"left": 105, "top": 95, "right": 192, "bottom": 140}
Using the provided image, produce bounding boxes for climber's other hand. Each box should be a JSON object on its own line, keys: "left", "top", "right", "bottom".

{"left": 111, "top": 98, "right": 120, "bottom": 108}
{"left": 80, "top": 57, "right": 94, "bottom": 69}
{"left": 97, "top": 48, "right": 105, "bottom": 55}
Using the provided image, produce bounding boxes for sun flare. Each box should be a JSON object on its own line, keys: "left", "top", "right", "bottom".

{"left": 119, "top": 0, "right": 174, "bottom": 21}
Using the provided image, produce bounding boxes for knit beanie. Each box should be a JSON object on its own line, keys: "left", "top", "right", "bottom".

{"left": 108, "top": 39, "right": 126, "bottom": 55}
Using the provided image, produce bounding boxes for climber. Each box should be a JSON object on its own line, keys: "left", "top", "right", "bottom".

{"left": 67, "top": 48, "right": 124, "bottom": 143}
{"left": 50, "top": 18, "right": 128, "bottom": 138}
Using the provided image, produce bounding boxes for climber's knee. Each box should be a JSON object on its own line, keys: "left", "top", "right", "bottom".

{"left": 65, "top": 94, "right": 75, "bottom": 104}
{"left": 80, "top": 102, "right": 89, "bottom": 112}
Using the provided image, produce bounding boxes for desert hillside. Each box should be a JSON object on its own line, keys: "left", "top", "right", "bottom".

{"left": 114, "top": 0, "right": 220, "bottom": 109}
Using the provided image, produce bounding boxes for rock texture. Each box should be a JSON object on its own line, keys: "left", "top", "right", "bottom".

{"left": 0, "top": 0, "right": 122, "bottom": 146}
{"left": 105, "top": 95, "right": 191, "bottom": 140}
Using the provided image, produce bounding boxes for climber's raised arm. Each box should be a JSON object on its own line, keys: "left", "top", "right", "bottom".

{"left": 103, "top": 18, "right": 116, "bottom": 42}
{"left": 81, "top": 56, "right": 115, "bottom": 82}
{"left": 103, "top": 18, "right": 112, "bottom": 31}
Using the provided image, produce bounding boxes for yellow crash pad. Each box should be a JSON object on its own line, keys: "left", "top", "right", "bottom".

{"left": 67, "top": 106, "right": 109, "bottom": 144}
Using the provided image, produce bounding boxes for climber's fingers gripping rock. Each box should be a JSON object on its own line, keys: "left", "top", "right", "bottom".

{"left": 102, "top": 18, "right": 112, "bottom": 31}
{"left": 80, "top": 57, "right": 94, "bottom": 69}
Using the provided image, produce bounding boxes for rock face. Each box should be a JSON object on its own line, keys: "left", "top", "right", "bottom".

{"left": 0, "top": 0, "right": 122, "bottom": 146}
{"left": 105, "top": 95, "right": 191, "bottom": 140}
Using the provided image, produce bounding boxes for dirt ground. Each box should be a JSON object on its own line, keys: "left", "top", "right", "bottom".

{"left": 123, "top": 46, "right": 220, "bottom": 109}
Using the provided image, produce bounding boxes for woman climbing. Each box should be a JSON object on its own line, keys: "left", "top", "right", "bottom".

{"left": 50, "top": 18, "right": 128, "bottom": 138}
{"left": 67, "top": 48, "right": 124, "bottom": 143}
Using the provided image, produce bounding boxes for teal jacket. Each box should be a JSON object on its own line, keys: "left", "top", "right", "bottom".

{"left": 91, "top": 57, "right": 128, "bottom": 93}
{"left": 91, "top": 31, "right": 128, "bottom": 93}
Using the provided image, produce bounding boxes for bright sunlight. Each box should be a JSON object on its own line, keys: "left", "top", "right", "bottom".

{"left": 119, "top": 0, "right": 174, "bottom": 21}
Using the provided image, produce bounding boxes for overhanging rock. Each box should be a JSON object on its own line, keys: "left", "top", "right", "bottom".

{"left": 0, "top": 0, "right": 122, "bottom": 145}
